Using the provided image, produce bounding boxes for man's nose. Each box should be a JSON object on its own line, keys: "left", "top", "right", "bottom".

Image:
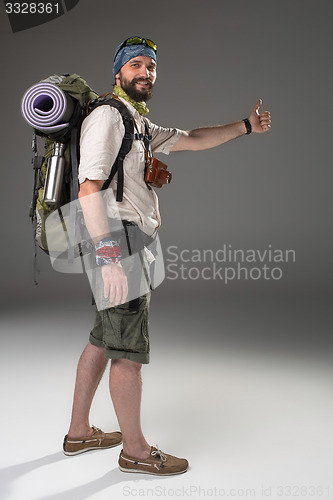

{"left": 139, "top": 66, "right": 151, "bottom": 78}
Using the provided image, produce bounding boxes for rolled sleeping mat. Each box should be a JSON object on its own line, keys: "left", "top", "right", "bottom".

{"left": 21, "top": 82, "right": 74, "bottom": 135}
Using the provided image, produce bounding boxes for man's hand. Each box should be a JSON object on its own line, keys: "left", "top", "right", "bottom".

{"left": 101, "top": 262, "right": 128, "bottom": 306}
{"left": 249, "top": 99, "right": 271, "bottom": 133}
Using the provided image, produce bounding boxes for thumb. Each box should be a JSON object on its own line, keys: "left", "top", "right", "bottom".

{"left": 252, "top": 98, "right": 262, "bottom": 115}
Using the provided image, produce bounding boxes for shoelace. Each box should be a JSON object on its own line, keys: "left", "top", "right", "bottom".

{"left": 92, "top": 426, "right": 103, "bottom": 434}
{"left": 151, "top": 446, "right": 167, "bottom": 462}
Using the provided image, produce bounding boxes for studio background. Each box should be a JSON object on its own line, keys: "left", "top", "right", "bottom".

{"left": 0, "top": 1, "right": 332, "bottom": 499}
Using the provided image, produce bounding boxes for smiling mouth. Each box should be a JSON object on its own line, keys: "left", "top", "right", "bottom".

{"left": 135, "top": 80, "right": 152, "bottom": 87}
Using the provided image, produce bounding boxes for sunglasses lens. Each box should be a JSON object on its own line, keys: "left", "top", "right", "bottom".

{"left": 145, "top": 39, "right": 157, "bottom": 51}
{"left": 126, "top": 37, "right": 143, "bottom": 45}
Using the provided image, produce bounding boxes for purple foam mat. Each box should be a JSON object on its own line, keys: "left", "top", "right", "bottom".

{"left": 21, "top": 82, "right": 74, "bottom": 134}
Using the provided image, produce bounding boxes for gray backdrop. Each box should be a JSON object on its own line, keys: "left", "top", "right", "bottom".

{"left": 0, "top": 0, "right": 331, "bottom": 349}
{"left": 0, "top": 1, "right": 332, "bottom": 498}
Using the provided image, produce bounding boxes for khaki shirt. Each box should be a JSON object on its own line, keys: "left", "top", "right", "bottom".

{"left": 78, "top": 98, "right": 185, "bottom": 236}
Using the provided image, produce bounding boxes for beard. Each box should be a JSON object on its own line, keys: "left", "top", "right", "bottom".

{"left": 118, "top": 72, "right": 154, "bottom": 102}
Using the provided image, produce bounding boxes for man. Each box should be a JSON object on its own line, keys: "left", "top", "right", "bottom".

{"left": 63, "top": 36, "right": 271, "bottom": 475}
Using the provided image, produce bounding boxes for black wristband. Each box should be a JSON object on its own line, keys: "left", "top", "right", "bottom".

{"left": 243, "top": 118, "right": 252, "bottom": 135}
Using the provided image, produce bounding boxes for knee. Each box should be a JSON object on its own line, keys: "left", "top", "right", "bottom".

{"left": 111, "top": 358, "right": 142, "bottom": 374}
{"left": 85, "top": 342, "right": 106, "bottom": 358}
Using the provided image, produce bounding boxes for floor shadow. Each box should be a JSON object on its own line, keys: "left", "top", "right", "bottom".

{"left": 35, "top": 467, "right": 166, "bottom": 500}
{"left": 0, "top": 450, "right": 170, "bottom": 500}
{"left": 0, "top": 451, "right": 65, "bottom": 499}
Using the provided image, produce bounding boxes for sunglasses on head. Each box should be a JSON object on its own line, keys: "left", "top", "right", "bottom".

{"left": 115, "top": 37, "right": 157, "bottom": 59}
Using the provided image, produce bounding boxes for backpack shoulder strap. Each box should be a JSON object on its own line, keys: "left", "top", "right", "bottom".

{"left": 88, "top": 96, "right": 134, "bottom": 202}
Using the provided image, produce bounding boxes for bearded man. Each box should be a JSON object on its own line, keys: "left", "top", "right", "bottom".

{"left": 63, "top": 36, "right": 271, "bottom": 476}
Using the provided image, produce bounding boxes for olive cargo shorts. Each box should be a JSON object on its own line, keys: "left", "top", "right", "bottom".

{"left": 87, "top": 220, "right": 155, "bottom": 364}
{"left": 89, "top": 293, "right": 151, "bottom": 364}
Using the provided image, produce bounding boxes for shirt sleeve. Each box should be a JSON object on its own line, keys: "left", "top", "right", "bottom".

{"left": 78, "top": 105, "right": 125, "bottom": 184}
{"left": 146, "top": 119, "right": 187, "bottom": 155}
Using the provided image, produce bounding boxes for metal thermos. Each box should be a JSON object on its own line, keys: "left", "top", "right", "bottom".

{"left": 43, "top": 142, "right": 66, "bottom": 204}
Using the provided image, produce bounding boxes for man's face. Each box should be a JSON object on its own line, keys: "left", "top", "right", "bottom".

{"left": 115, "top": 55, "right": 157, "bottom": 102}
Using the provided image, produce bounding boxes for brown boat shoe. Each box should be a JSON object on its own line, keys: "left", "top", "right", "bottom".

{"left": 118, "top": 446, "right": 188, "bottom": 475}
{"left": 63, "top": 426, "right": 122, "bottom": 456}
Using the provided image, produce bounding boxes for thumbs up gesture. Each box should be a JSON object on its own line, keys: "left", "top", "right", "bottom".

{"left": 249, "top": 99, "right": 271, "bottom": 133}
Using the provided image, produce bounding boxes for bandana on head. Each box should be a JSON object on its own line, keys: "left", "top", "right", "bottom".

{"left": 113, "top": 42, "right": 157, "bottom": 77}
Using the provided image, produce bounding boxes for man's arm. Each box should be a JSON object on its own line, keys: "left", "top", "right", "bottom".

{"left": 171, "top": 99, "right": 271, "bottom": 152}
{"left": 79, "top": 179, "right": 128, "bottom": 306}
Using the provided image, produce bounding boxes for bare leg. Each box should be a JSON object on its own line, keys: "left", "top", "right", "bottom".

{"left": 110, "top": 358, "right": 150, "bottom": 459}
{"left": 67, "top": 343, "right": 108, "bottom": 438}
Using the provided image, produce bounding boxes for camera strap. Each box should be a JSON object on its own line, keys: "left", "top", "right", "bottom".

{"left": 142, "top": 119, "right": 152, "bottom": 153}
{"left": 131, "top": 117, "right": 152, "bottom": 159}
{"left": 130, "top": 117, "right": 154, "bottom": 190}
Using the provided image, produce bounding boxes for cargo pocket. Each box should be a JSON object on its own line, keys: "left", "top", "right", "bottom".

{"left": 116, "top": 297, "right": 150, "bottom": 353}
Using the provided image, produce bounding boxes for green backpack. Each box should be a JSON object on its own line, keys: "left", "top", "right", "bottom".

{"left": 26, "top": 73, "right": 136, "bottom": 282}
